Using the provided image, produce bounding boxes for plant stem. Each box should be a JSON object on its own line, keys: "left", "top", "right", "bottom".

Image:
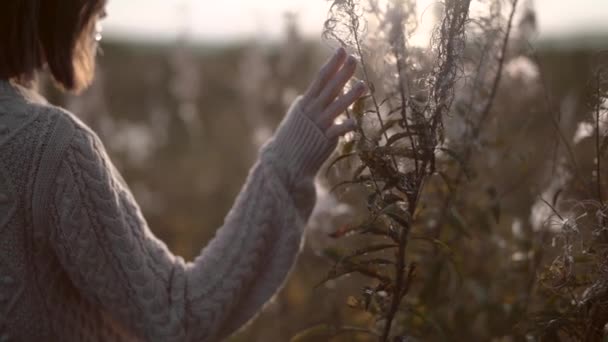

{"left": 596, "top": 71, "right": 604, "bottom": 206}
{"left": 380, "top": 206, "right": 412, "bottom": 341}
{"left": 435, "top": 0, "right": 519, "bottom": 234}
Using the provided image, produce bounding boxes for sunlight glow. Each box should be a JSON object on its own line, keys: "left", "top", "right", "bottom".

{"left": 103, "top": 0, "right": 608, "bottom": 43}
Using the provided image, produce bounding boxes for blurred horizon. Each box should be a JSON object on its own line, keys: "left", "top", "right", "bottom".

{"left": 102, "top": 0, "right": 608, "bottom": 46}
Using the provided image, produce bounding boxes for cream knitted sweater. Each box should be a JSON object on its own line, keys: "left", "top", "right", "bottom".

{"left": 0, "top": 80, "right": 337, "bottom": 341}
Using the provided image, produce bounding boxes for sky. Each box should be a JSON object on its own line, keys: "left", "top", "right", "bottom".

{"left": 102, "top": 0, "right": 608, "bottom": 43}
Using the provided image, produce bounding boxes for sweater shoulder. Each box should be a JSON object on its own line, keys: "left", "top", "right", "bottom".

{"left": 35, "top": 102, "right": 95, "bottom": 138}
{"left": 0, "top": 98, "right": 99, "bottom": 200}
{"left": 0, "top": 94, "right": 94, "bottom": 152}
{"left": 19, "top": 101, "right": 104, "bottom": 155}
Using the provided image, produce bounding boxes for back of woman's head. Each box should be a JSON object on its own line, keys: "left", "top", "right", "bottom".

{"left": 0, "top": 0, "right": 106, "bottom": 93}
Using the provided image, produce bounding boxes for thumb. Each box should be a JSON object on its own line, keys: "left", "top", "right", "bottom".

{"left": 326, "top": 118, "right": 357, "bottom": 140}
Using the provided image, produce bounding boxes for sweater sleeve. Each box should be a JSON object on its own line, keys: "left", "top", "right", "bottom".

{"left": 47, "top": 98, "right": 338, "bottom": 342}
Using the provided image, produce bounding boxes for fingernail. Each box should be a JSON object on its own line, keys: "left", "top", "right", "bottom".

{"left": 357, "top": 81, "right": 367, "bottom": 91}
{"left": 335, "top": 47, "right": 345, "bottom": 56}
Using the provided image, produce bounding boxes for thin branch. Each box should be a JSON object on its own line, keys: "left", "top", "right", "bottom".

{"left": 390, "top": 7, "right": 420, "bottom": 174}
{"left": 436, "top": 0, "right": 519, "bottom": 233}
{"left": 349, "top": 1, "right": 400, "bottom": 173}
{"left": 595, "top": 71, "right": 604, "bottom": 205}
{"left": 380, "top": 213, "right": 411, "bottom": 341}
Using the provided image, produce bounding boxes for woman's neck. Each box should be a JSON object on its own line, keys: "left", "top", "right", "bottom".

{"left": 0, "top": 78, "right": 47, "bottom": 104}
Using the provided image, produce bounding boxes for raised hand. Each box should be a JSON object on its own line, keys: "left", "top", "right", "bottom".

{"left": 263, "top": 47, "right": 368, "bottom": 180}
{"left": 300, "top": 47, "right": 367, "bottom": 139}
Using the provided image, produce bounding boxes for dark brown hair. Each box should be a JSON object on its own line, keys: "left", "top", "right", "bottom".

{"left": 0, "top": 0, "right": 106, "bottom": 92}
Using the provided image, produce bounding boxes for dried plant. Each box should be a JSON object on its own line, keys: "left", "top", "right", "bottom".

{"left": 302, "top": 0, "right": 524, "bottom": 340}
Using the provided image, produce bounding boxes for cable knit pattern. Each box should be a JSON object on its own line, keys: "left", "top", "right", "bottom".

{"left": 0, "top": 80, "right": 337, "bottom": 341}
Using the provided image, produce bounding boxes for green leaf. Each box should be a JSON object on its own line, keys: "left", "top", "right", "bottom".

{"left": 430, "top": 238, "right": 455, "bottom": 256}
{"left": 437, "top": 171, "right": 455, "bottom": 194}
{"left": 447, "top": 207, "right": 472, "bottom": 238}
{"left": 346, "top": 244, "right": 398, "bottom": 259}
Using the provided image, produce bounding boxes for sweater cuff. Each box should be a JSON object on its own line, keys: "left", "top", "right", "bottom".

{"left": 261, "top": 96, "right": 337, "bottom": 181}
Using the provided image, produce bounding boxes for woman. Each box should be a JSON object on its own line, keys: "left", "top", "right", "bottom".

{"left": 0, "top": 0, "right": 366, "bottom": 341}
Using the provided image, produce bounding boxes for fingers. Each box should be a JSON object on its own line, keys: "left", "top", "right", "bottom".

{"left": 326, "top": 118, "right": 357, "bottom": 140}
{"left": 303, "top": 47, "right": 347, "bottom": 104}
{"left": 300, "top": 47, "right": 367, "bottom": 141}
{"left": 320, "top": 82, "right": 367, "bottom": 129}
{"left": 315, "top": 55, "right": 358, "bottom": 109}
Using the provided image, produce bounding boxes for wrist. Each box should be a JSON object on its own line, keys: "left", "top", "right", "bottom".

{"left": 261, "top": 96, "right": 337, "bottom": 180}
